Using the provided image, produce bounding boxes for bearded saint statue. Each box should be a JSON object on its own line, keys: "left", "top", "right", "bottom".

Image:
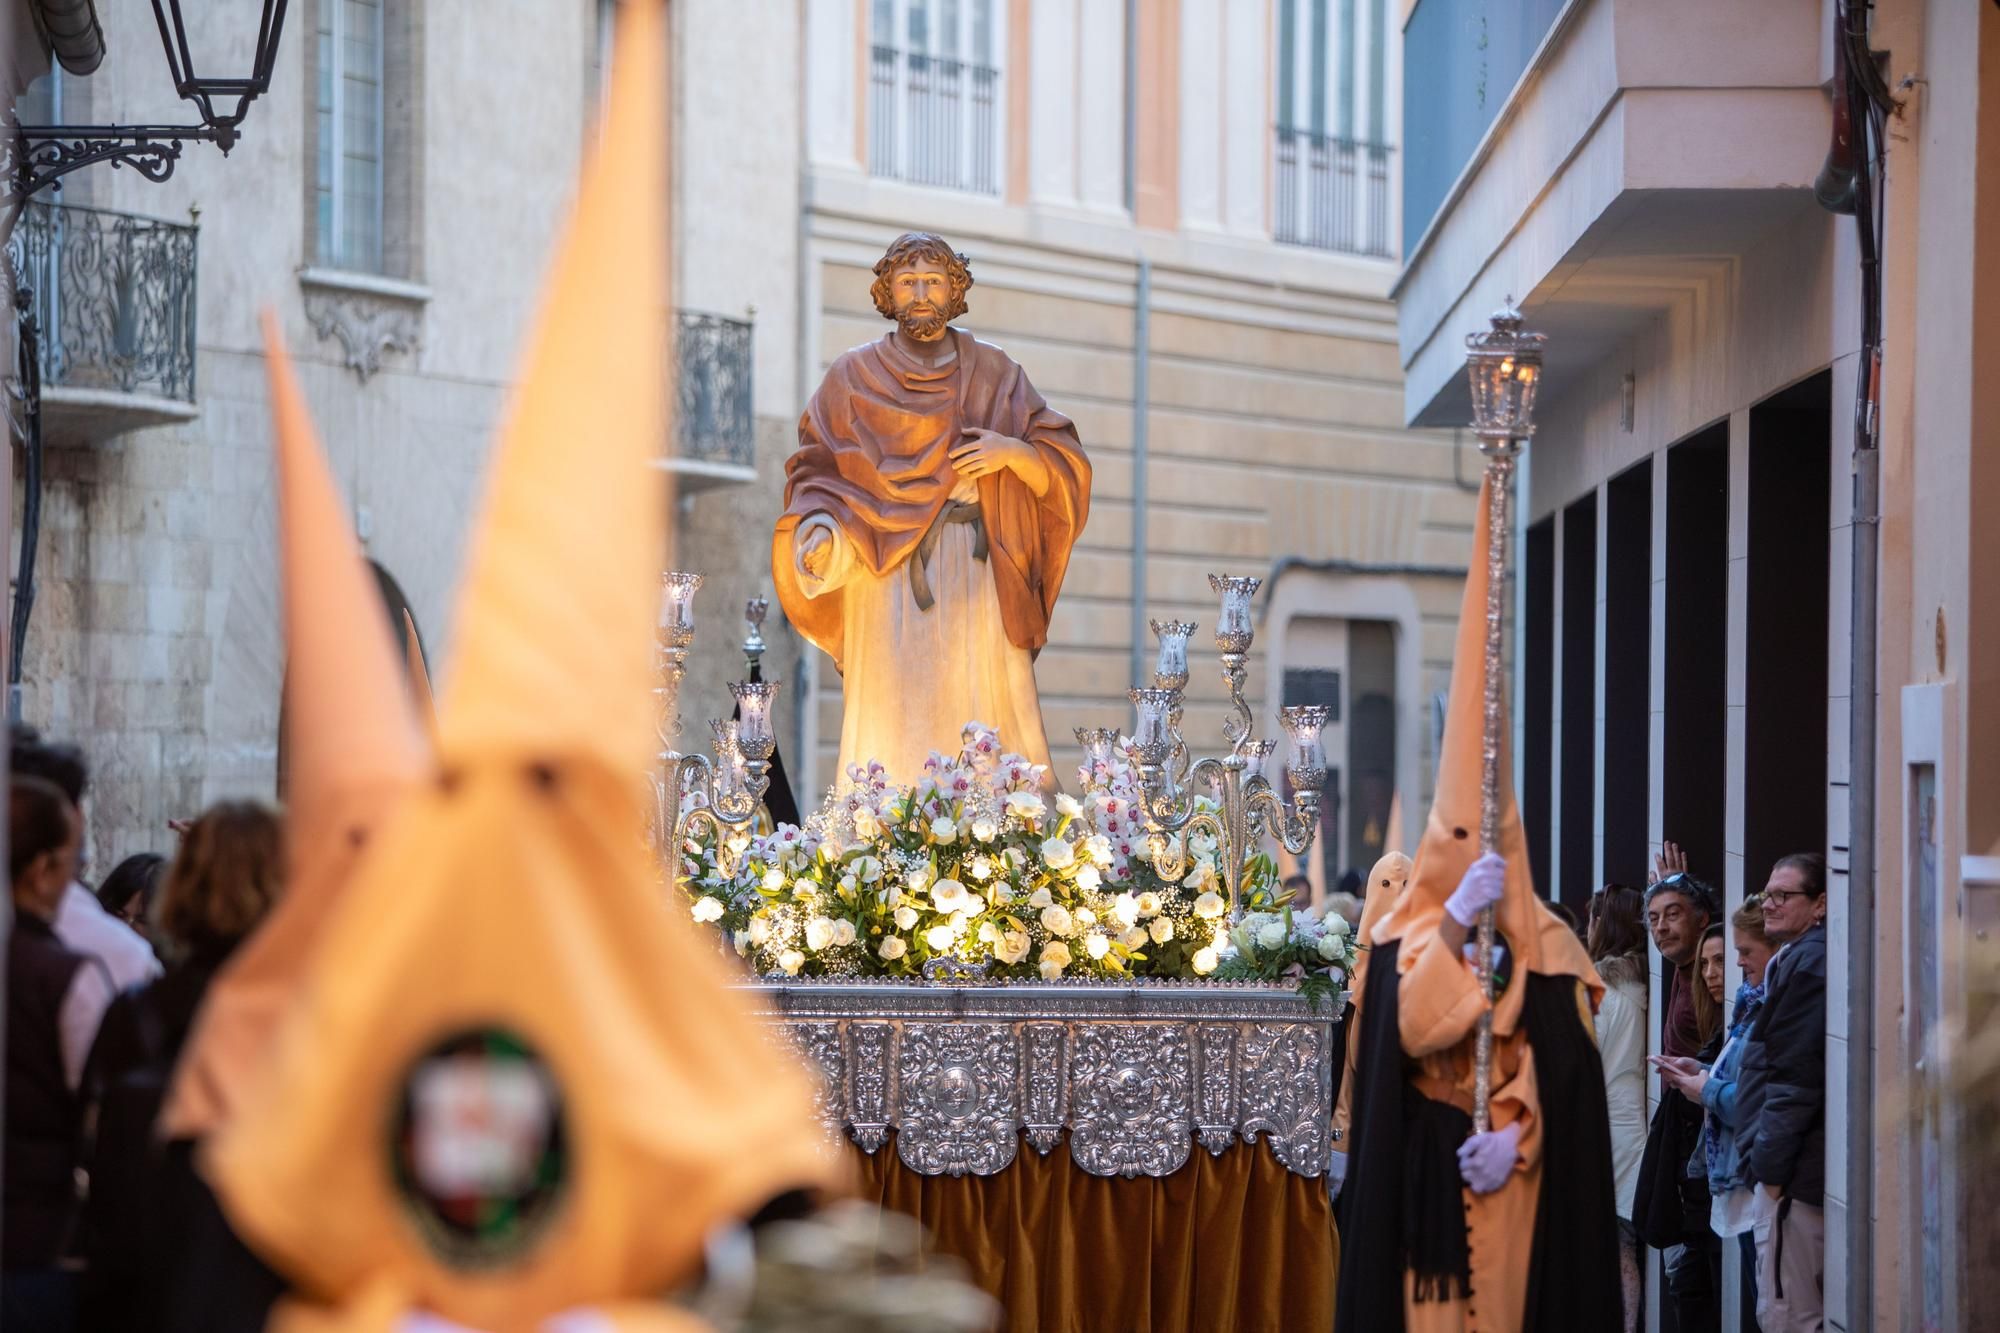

{"left": 772, "top": 232, "right": 1092, "bottom": 789}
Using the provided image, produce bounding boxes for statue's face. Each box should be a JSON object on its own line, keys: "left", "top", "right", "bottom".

{"left": 888, "top": 261, "right": 953, "bottom": 342}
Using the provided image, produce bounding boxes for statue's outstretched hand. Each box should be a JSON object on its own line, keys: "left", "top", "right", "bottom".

{"left": 798, "top": 526, "right": 833, "bottom": 579}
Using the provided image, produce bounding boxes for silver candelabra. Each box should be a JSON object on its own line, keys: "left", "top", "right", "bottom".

{"left": 651, "top": 572, "right": 779, "bottom": 880}
{"left": 1116, "top": 575, "right": 1330, "bottom": 922}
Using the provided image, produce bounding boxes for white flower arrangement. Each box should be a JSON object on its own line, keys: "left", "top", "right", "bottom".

{"left": 677, "top": 722, "right": 1359, "bottom": 992}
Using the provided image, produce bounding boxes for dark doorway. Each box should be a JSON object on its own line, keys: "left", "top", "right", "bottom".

{"left": 1745, "top": 372, "right": 1831, "bottom": 884}
{"left": 1663, "top": 423, "right": 1730, "bottom": 884}
{"left": 1559, "top": 493, "right": 1598, "bottom": 918}
{"left": 1523, "top": 516, "right": 1555, "bottom": 896}
{"left": 1603, "top": 458, "right": 1653, "bottom": 890}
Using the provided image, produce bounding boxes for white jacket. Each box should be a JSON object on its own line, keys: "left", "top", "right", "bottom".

{"left": 1593, "top": 955, "right": 1649, "bottom": 1220}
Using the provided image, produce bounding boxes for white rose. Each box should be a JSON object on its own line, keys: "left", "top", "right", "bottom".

{"left": 990, "top": 884, "right": 1015, "bottom": 906}
{"left": 1006, "top": 790, "right": 1045, "bottom": 821}
{"left": 1056, "top": 793, "right": 1084, "bottom": 818}
{"left": 1317, "top": 932, "right": 1342, "bottom": 961}
{"left": 925, "top": 924, "right": 957, "bottom": 951}
{"left": 1110, "top": 894, "right": 1141, "bottom": 929}
{"left": 996, "top": 929, "right": 1032, "bottom": 965}
{"left": 748, "top": 916, "right": 772, "bottom": 945}
{"left": 930, "top": 816, "right": 958, "bottom": 844}
{"left": 894, "top": 905, "right": 919, "bottom": 930}
{"left": 931, "top": 879, "right": 972, "bottom": 913}
{"left": 762, "top": 866, "right": 786, "bottom": 892}
{"left": 778, "top": 949, "right": 807, "bottom": 976}
{"left": 1076, "top": 908, "right": 1098, "bottom": 928}
{"left": 856, "top": 856, "right": 884, "bottom": 883}
{"left": 1258, "top": 921, "right": 1288, "bottom": 950}
{"left": 1041, "top": 904, "right": 1075, "bottom": 937}
{"left": 805, "top": 917, "right": 836, "bottom": 951}
{"left": 1041, "top": 940, "right": 1072, "bottom": 968}
{"left": 1182, "top": 861, "right": 1219, "bottom": 893}
{"left": 949, "top": 912, "right": 971, "bottom": 939}
{"left": 1149, "top": 916, "right": 1175, "bottom": 944}
{"left": 978, "top": 920, "right": 1001, "bottom": 944}
{"left": 691, "top": 897, "right": 724, "bottom": 924}
{"left": 1192, "top": 946, "right": 1219, "bottom": 976}
{"left": 1136, "top": 891, "right": 1163, "bottom": 917}
{"left": 972, "top": 817, "right": 999, "bottom": 843}
{"left": 1121, "top": 925, "right": 1150, "bottom": 950}
{"left": 1085, "top": 834, "right": 1114, "bottom": 866}
{"left": 1040, "top": 837, "right": 1077, "bottom": 870}
{"left": 906, "top": 866, "right": 933, "bottom": 892}
{"left": 1193, "top": 891, "right": 1226, "bottom": 920}
{"left": 853, "top": 806, "right": 882, "bottom": 839}
{"left": 1005, "top": 846, "right": 1029, "bottom": 870}
{"left": 838, "top": 873, "right": 859, "bottom": 896}
{"left": 1039, "top": 960, "right": 1066, "bottom": 981}
{"left": 1084, "top": 932, "right": 1111, "bottom": 960}
{"left": 879, "top": 935, "right": 907, "bottom": 960}
{"left": 832, "top": 919, "right": 857, "bottom": 948}
{"left": 1028, "top": 886, "right": 1054, "bottom": 910}
{"left": 1328, "top": 913, "right": 1350, "bottom": 937}
{"left": 967, "top": 855, "right": 994, "bottom": 881}
{"left": 733, "top": 929, "right": 751, "bottom": 955}
{"left": 792, "top": 877, "right": 819, "bottom": 901}
{"left": 1075, "top": 864, "right": 1103, "bottom": 893}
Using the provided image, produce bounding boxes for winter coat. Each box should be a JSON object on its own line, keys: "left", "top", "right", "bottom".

{"left": 1737, "top": 924, "right": 1826, "bottom": 1205}
{"left": 1698, "top": 982, "right": 1765, "bottom": 1195}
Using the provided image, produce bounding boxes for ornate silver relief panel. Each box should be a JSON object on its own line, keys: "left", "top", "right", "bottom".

{"left": 1067, "top": 1024, "right": 1193, "bottom": 1179}
{"left": 895, "top": 1022, "right": 1019, "bottom": 1177}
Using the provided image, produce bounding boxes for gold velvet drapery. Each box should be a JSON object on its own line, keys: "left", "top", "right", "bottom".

{"left": 853, "top": 1135, "right": 1338, "bottom": 1333}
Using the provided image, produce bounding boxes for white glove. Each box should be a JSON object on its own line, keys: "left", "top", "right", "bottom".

{"left": 1456, "top": 1121, "right": 1522, "bottom": 1195}
{"left": 1444, "top": 852, "right": 1507, "bottom": 928}
{"left": 1328, "top": 1148, "right": 1348, "bottom": 1201}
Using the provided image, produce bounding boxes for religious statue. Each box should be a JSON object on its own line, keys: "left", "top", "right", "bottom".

{"left": 772, "top": 232, "right": 1092, "bottom": 788}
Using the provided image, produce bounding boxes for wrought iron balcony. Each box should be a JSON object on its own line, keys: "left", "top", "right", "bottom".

{"left": 1273, "top": 129, "right": 1396, "bottom": 260}
{"left": 6, "top": 200, "right": 200, "bottom": 439}
{"left": 667, "top": 309, "right": 757, "bottom": 493}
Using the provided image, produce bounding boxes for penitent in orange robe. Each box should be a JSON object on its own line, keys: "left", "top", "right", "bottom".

{"left": 1334, "top": 472, "right": 1621, "bottom": 1333}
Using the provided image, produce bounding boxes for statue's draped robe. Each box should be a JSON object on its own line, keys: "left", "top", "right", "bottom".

{"left": 773, "top": 329, "right": 1090, "bottom": 785}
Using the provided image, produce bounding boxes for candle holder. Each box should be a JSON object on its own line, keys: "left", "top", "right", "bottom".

{"left": 1129, "top": 575, "right": 1326, "bottom": 922}
{"left": 650, "top": 570, "right": 776, "bottom": 880}
{"left": 1074, "top": 726, "right": 1121, "bottom": 791}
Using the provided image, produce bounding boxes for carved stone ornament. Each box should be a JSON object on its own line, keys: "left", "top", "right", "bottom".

{"left": 301, "top": 284, "right": 423, "bottom": 384}
{"left": 742, "top": 980, "right": 1342, "bottom": 1180}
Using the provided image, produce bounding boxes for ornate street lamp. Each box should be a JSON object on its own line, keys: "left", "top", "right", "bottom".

{"left": 1461, "top": 301, "right": 1545, "bottom": 1133}
{"left": 8, "top": 0, "right": 293, "bottom": 201}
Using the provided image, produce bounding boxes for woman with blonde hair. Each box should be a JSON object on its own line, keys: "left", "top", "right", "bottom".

{"left": 80, "top": 802, "right": 284, "bottom": 1330}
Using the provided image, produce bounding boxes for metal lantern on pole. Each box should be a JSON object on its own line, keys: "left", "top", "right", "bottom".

{"left": 1462, "top": 302, "right": 1545, "bottom": 1133}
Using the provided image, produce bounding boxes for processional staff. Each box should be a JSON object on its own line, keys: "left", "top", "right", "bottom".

{"left": 1460, "top": 303, "right": 1546, "bottom": 1133}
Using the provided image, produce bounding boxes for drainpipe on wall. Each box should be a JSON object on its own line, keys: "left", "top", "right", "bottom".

{"left": 1129, "top": 260, "right": 1151, "bottom": 696}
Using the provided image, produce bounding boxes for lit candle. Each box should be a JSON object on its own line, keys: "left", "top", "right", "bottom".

{"left": 659, "top": 571, "right": 702, "bottom": 642}
{"left": 1243, "top": 738, "right": 1278, "bottom": 780}
{"left": 729, "top": 680, "right": 780, "bottom": 760}
{"left": 1209, "top": 575, "right": 1261, "bottom": 654}
{"left": 1279, "top": 705, "right": 1330, "bottom": 793}
{"left": 1074, "top": 726, "right": 1119, "bottom": 768}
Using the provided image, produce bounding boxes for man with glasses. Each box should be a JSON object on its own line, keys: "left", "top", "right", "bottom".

{"left": 1634, "top": 861, "right": 1722, "bottom": 1332}
{"left": 1736, "top": 853, "right": 1828, "bottom": 1331}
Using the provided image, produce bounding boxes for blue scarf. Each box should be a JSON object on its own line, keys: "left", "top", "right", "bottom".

{"left": 1702, "top": 981, "right": 1767, "bottom": 1180}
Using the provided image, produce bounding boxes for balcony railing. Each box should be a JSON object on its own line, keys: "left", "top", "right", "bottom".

{"left": 675, "top": 310, "right": 754, "bottom": 477}
{"left": 868, "top": 46, "right": 1000, "bottom": 195}
{"left": 1273, "top": 130, "right": 1395, "bottom": 260}
{"left": 7, "top": 201, "right": 198, "bottom": 405}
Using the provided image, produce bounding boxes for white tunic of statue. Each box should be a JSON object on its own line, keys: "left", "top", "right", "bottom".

{"left": 792, "top": 470, "right": 1052, "bottom": 786}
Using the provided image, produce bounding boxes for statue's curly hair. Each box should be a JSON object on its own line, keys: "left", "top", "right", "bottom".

{"left": 870, "top": 232, "right": 974, "bottom": 323}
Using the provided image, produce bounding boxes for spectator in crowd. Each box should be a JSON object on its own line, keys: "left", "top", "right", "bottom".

{"left": 95, "top": 853, "right": 167, "bottom": 945}
{"left": 1281, "top": 872, "right": 1315, "bottom": 909}
{"left": 1320, "top": 891, "right": 1363, "bottom": 933}
{"left": 1659, "top": 895, "right": 1773, "bottom": 1330}
{"left": 9, "top": 729, "right": 163, "bottom": 1001}
{"left": 1738, "top": 853, "right": 1828, "bottom": 1332}
{"left": 1587, "top": 883, "right": 1650, "bottom": 1333}
{"left": 1694, "top": 923, "right": 1728, "bottom": 1050}
{"left": 1636, "top": 863, "right": 1722, "bottom": 1333}
{"left": 4, "top": 775, "right": 103, "bottom": 1331}
{"left": 79, "top": 802, "right": 285, "bottom": 1333}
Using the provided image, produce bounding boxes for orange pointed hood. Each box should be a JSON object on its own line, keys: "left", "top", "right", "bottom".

{"left": 205, "top": 2, "right": 835, "bottom": 1324}
{"left": 1372, "top": 473, "right": 1597, "bottom": 1034}
{"left": 161, "top": 316, "right": 429, "bottom": 1142}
